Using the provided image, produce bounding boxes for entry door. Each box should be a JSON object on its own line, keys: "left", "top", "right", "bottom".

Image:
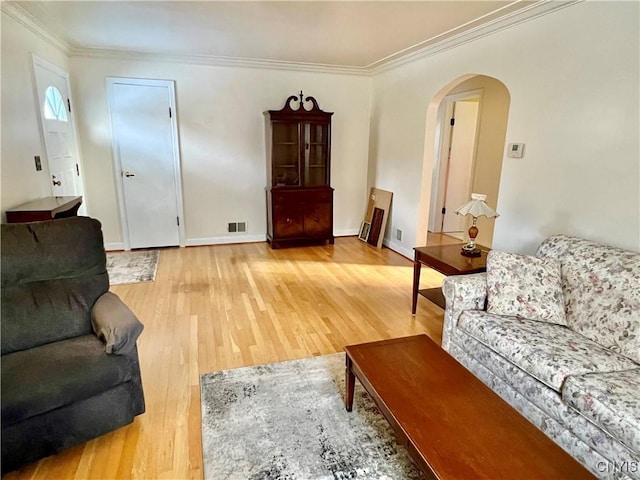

{"left": 33, "top": 57, "right": 84, "bottom": 199}
{"left": 441, "top": 100, "right": 479, "bottom": 233}
{"left": 108, "top": 78, "right": 183, "bottom": 249}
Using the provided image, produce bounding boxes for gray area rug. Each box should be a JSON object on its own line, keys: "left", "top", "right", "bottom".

{"left": 200, "top": 353, "right": 421, "bottom": 479}
{"left": 106, "top": 250, "right": 159, "bottom": 285}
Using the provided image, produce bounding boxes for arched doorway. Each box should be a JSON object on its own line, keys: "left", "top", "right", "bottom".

{"left": 416, "top": 74, "right": 510, "bottom": 248}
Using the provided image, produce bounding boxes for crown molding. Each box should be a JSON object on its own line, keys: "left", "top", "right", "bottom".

{"left": 1, "top": 1, "right": 71, "bottom": 55}
{"left": 68, "top": 47, "right": 370, "bottom": 76}
{"left": 368, "top": 0, "right": 583, "bottom": 75}
{"left": 3, "top": 0, "right": 582, "bottom": 77}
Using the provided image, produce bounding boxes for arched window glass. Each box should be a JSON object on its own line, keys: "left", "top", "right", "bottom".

{"left": 43, "top": 86, "right": 68, "bottom": 122}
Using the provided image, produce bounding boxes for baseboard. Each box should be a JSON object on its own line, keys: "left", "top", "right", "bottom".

{"left": 334, "top": 228, "right": 359, "bottom": 237}
{"left": 185, "top": 234, "right": 267, "bottom": 247}
{"left": 111, "top": 231, "right": 381, "bottom": 249}
{"left": 383, "top": 239, "right": 413, "bottom": 260}
{"left": 187, "top": 231, "right": 360, "bottom": 246}
{"left": 104, "top": 242, "right": 125, "bottom": 251}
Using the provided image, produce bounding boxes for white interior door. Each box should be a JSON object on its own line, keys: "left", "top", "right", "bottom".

{"left": 441, "top": 100, "right": 479, "bottom": 234}
{"left": 108, "top": 79, "right": 183, "bottom": 249}
{"left": 33, "top": 57, "right": 85, "bottom": 201}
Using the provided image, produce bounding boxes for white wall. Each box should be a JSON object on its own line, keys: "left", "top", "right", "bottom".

{"left": 4, "top": 2, "right": 638, "bottom": 255}
{"left": 1, "top": 11, "right": 71, "bottom": 217}
{"left": 371, "top": 1, "right": 640, "bottom": 255}
{"left": 69, "top": 57, "right": 372, "bottom": 247}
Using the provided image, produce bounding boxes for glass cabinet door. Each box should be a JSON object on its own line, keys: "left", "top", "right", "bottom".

{"left": 272, "top": 122, "right": 300, "bottom": 186}
{"left": 303, "top": 123, "right": 328, "bottom": 186}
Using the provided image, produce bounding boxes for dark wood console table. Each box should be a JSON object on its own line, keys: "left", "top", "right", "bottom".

{"left": 6, "top": 196, "right": 82, "bottom": 223}
{"left": 412, "top": 243, "right": 488, "bottom": 312}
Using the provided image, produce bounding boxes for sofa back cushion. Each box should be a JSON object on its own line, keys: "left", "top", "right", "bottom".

{"left": 536, "top": 235, "right": 640, "bottom": 363}
{"left": 1, "top": 217, "right": 109, "bottom": 355}
{"left": 486, "top": 250, "right": 566, "bottom": 325}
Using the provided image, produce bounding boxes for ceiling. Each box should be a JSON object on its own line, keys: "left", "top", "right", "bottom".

{"left": 12, "top": 1, "right": 544, "bottom": 70}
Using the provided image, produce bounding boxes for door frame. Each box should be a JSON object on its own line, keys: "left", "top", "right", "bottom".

{"left": 428, "top": 89, "right": 483, "bottom": 233}
{"left": 31, "top": 54, "right": 87, "bottom": 212}
{"left": 106, "top": 77, "right": 185, "bottom": 250}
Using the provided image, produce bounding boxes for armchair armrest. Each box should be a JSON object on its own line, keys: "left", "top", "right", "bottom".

{"left": 441, "top": 273, "right": 487, "bottom": 350}
{"left": 91, "top": 292, "right": 144, "bottom": 355}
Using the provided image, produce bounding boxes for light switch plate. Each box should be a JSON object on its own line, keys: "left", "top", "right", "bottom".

{"left": 507, "top": 143, "right": 525, "bottom": 158}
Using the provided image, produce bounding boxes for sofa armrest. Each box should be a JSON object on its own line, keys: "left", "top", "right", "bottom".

{"left": 91, "top": 292, "right": 144, "bottom": 355}
{"left": 441, "top": 273, "right": 487, "bottom": 351}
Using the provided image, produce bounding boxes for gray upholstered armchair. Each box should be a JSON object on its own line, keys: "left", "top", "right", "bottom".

{"left": 1, "top": 217, "right": 145, "bottom": 473}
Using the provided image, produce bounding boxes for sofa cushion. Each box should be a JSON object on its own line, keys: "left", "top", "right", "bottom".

{"left": 486, "top": 250, "right": 566, "bottom": 325}
{"left": 1, "top": 335, "right": 132, "bottom": 426}
{"left": 458, "top": 310, "right": 638, "bottom": 392}
{"left": 536, "top": 234, "right": 640, "bottom": 363}
{"left": 453, "top": 331, "right": 640, "bottom": 465}
{"left": 448, "top": 339, "right": 640, "bottom": 477}
{"left": 563, "top": 369, "right": 640, "bottom": 456}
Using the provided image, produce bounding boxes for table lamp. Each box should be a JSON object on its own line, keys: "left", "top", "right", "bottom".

{"left": 454, "top": 193, "right": 499, "bottom": 257}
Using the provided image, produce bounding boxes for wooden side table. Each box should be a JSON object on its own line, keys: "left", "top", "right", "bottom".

{"left": 412, "top": 243, "right": 488, "bottom": 312}
{"left": 5, "top": 196, "right": 83, "bottom": 223}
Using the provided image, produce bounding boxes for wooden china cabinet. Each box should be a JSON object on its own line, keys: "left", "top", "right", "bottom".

{"left": 265, "top": 92, "right": 334, "bottom": 249}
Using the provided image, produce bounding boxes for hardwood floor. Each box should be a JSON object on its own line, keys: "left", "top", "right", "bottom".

{"left": 5, "top": 237, "right": 446, "bottom": 480}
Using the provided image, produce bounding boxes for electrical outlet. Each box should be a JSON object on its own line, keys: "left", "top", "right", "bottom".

{"left": 34, "top": 156, "right": 42, "bottom": 171}
{"left": 228, "top": 222, "right": 237, "bottom": 233}
{"left": 237, "top": 222, "right": 246, "bottom": 233}
{"left": 396, "top": 229, "right": 402, "bottom": 241}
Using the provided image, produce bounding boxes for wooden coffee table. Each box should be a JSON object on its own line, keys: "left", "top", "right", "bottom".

{"left": 412, "top": 244, "right": 488, "bottom": 312}
{"left": 344, "top": 335, "right": 595, "bottom": 479}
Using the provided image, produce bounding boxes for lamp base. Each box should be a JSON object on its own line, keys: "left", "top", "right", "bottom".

{"left": 460, "top": 244, "right": 482, "bottom": 257}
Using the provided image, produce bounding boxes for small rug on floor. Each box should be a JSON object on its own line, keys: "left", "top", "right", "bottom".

{"left": 200, "top": 353, "right": 421, "bottom": 480}
{"left": 106, "top": 250, "right": 159, "bottom": 285}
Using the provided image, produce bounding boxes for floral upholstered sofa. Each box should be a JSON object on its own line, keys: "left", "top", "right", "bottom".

{"left": 442, "top": 235, "right": 639, "bottom": 479}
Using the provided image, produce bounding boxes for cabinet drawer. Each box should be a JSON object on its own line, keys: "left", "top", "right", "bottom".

{"left": 272, "top": 189, "right": 332, "bottom": 205}
{"left": 303, "top": 190, "right": 332, "bottom": 204}
{"left": 273, "top": 205, "right": 304, "bottom": 237}
{"left": 304, "top": 203, "right": 332, "bottom": 236}
{"left": 272, "top": 190, "right": 304, "bottom": 205}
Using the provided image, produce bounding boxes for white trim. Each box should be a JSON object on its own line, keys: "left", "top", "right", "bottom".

{"left": 368, "top": 0, "right": 583, "bottom": 74}
{"left": 166, "top": 80, "right": 186, "bottom": 248}
{"left": 4, "top": 0, "right": 581, "bottom": 77}
{"left": 429, "top": 89, "right": 484, "bottom": 233}
{"left": 32, "top": 55, "right": 69, "bottom": 85}
{"left": 1, "top": 2, "right": 71, "bottom": 55}
{"left": 185, "top": 231, "right": 359, "bottom": 246}
{"left": 186, "top": 235, "right": 267, "bottom": 247}
{"left": 334, "top": 228, "right": 360, "bottom": 237}
{"left": 70, "top": 48, "right": 369, "bottom": 77}
{"left": 104, "top": 242, "right": 125, "bottom": 252}
{"left": 106, "top": 77, "right": 186, "bottom": 250}
{"left": 105, "top": 80, "right": 130, "bottom": 250}
{"left": 383, "top": 239, "right": 413, "bottom": 260}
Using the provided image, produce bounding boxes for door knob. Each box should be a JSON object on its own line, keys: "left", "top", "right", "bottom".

{"left": 124, "top": 171, "right": 135, "bottom": 177}
{"left": 52, "top": 175, "right": 61, "bottom": 186}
